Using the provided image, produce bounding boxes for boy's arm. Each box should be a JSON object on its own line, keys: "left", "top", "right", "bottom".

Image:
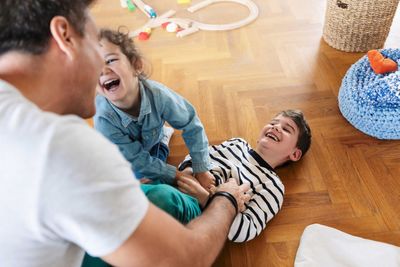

{"left": 95, "top": 116, "right": 176, "bottom": 183}
{"left": 178, "top": 153, "right": 215, "bottom": 190}
{"left": 179, "top": 138, "right": 247, "bottom": 189}
{"left": 176, "top": 170, "right": 210, "bottom": 207}
{"left": 228, "top": 179, "right": 284, "bottom": 242}
{"left": 195, "top": 171, "right": 215, "bottom": 190}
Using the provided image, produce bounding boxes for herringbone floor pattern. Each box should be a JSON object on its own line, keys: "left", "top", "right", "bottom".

{"left": 92, "top": 1, "right": 400, "bottom": 266}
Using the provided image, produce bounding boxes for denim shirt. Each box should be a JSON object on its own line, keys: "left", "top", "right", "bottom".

{"left": 94, "top": 79, "right": 210, "bottom": 183}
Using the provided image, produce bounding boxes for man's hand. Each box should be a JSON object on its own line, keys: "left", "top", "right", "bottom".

{"left": 195, "top": 171, "right": 216, "bottom": 192}
{"left": 176, "top": 171, "right": 210, "bottom": 207}
{"left": 215, "top": 178, "right": 251, "bottom": 213}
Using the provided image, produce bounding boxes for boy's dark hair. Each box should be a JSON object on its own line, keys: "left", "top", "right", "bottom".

{"left": 99, "top": 28, "right": 148, "bottom": 79}
{"left": 277, "top": 109, "right": 312, "bottom": 156}
{"left": 0, "top": 0, "right": 96, "bottom": 56}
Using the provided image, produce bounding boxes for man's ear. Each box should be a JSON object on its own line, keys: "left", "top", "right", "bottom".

{"left": 289, "top": 148, "right": 302, "bottom": 162}
{"left": 49, "top": 16, "right": 77, "bottom": 60}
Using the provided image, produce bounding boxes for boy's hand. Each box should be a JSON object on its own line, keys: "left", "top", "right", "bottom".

{"left": 175, "top": 170, "right": 195, "bottom": 181}
{"left": 176, "top": 171, "right": 210, "bottom": 207}
{"left": 195, "top": 171, "right": 215, "bottom": 191}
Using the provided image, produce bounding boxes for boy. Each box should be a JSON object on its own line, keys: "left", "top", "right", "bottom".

{"left": 177, "top": 110, "right": 311, "bottom": 242}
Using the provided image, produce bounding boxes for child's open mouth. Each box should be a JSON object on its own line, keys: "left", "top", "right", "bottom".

{"left": 103, "top": 78, "right": 120, "bottom": 91}
{"left": 266, "top": 133, "right": 280, "bottom": 142}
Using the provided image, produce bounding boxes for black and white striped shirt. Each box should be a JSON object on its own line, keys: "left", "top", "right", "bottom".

{"left": 180, "top": 138, "right": 284, "bottom": 242}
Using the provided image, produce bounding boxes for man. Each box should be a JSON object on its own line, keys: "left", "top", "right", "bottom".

{"left": 0, "top": 1, "right": 249, "bottom": 266}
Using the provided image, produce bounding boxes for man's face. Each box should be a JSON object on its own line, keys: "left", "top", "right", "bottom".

{"left": 71, "top": 15, "right": 103, "bottom": 118}
{"left": 256, "top": 114, "right": 301, "bottom": 162}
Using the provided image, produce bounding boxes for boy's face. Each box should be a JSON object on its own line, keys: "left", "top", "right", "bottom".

{"left": 256, "top": 114, "right": 302, "bottom": 163}
{"left": 96, "top": 39, "right": 137, "bottom": 103}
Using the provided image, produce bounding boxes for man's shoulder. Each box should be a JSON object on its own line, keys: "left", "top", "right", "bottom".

{"left": 50, "top": 115, "right": 118, "bottom": 155}
{"left": 0, "top": 79, "right": 17, "bottom": 92}
{"left": 0, "top": 79, "right": 87, "bottom": 136}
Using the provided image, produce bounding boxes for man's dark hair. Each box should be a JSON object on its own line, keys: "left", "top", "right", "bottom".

{"left": 277, "top": 109, "right": 312, "bottom": 156}
{"left": 0, "top": 0, "right": 96, "bottom": 55}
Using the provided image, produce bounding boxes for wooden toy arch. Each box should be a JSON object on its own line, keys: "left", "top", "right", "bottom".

{"left": 125, "top": 0, "right": 259, "bottom": 38}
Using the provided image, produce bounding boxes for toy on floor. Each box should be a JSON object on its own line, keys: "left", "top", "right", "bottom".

{"left": 120, "top": 0, "right": 127, "bottom": 8}
{"left": 368, "top": 49, "right": 398, "bottom": 74}
{"left": 120, "top": 0, "right": 156, "bottom": 18}
{"left": 338, "top": 48, "right": 400, "bottom": 140}
{"left": 120, "top": 0, "right": 259, "bottom": 40}
{"left": 138, "top": 27, "right": 152, "bottom": 40}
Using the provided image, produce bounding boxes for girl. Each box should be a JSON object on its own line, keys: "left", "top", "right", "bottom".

{"left": 94, "top": 29, "right": 214, "bottom": 188}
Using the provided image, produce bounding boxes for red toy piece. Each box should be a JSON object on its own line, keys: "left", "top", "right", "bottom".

{"left": 138, "top": 31, "right": 150, "bottom": 40}
{"left": 367, "top": 50, "right": 398, "bottom": 74}
{"left": 161, "top": 22, "right": 170, "bottom": 29}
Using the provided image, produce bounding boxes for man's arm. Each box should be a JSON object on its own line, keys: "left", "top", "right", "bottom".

{"left": 102, "top": 179, "right": 250, "bottom": 267}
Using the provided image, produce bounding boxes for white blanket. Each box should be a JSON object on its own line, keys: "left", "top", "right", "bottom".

{"left": 295, "top": 224, "right": 400, "bottom": 267}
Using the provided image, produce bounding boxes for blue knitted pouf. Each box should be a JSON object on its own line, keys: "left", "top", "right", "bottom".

{"left": 338, "top": 48, "right": 400, "bottom": 140}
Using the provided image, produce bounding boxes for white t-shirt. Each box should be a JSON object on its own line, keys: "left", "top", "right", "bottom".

{"left": 0, "top": 80, "right": 149, "bottom": 267}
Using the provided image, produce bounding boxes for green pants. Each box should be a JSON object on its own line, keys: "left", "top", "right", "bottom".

{"left": 82, "top": 183, "right": 201, "bottom": 267}
{"left": 141, "top": 183, "right": 201, "bottom": 223}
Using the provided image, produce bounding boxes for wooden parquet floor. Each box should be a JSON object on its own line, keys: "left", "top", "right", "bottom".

{"left": 91, "top": 1, "right": 400, "bottom": 266}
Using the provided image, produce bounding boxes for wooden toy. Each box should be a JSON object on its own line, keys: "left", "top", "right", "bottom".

{"left": 127, "top": 0, "right": 259, "bottom": 39}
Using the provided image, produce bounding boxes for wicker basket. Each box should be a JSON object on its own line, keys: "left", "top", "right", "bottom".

{"left": 323, "top": 0, "right": 400, "bottom": 52}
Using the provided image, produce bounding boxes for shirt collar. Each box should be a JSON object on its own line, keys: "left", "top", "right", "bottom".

{"left": 249, "top": 149, "right": 274, "bottom": 171}
{"left": 107, "top": 79, "right": 152, "bottom": 128}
